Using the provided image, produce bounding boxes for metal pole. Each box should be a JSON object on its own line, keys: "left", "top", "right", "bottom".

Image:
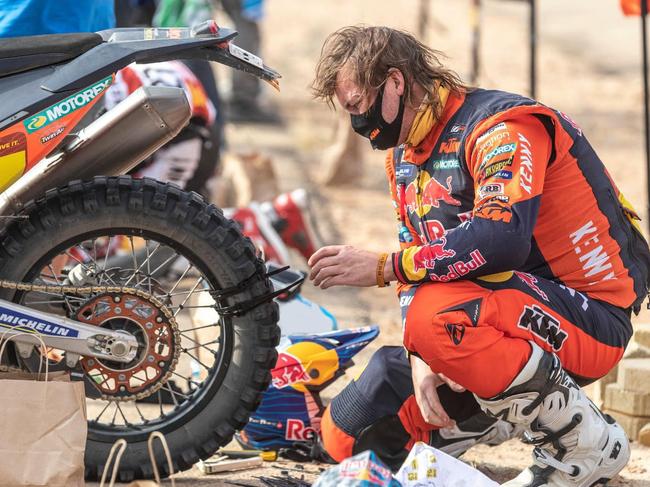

{"left": 418, "top": 0, "right": 431, "bottom": 40}
{"left": 642, "top": 0, "right": 650, "bottom": 235}
{"left": 470, "top": 0, "right": 481, "bottom": 85}
{"left": 529, "top": 0, "right": 537, "bottom": 99}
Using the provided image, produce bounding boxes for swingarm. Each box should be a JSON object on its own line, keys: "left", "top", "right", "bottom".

{"left": 0, "top": 297, "right": 138, "bottom": 366}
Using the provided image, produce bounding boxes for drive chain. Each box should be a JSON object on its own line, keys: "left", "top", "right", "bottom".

{"left": 0, "top": 279, "right": 182, "bottom": 402}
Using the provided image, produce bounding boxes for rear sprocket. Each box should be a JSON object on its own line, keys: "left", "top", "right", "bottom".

{"left": 76, "top": 290, "right": 180, "bottom": 401}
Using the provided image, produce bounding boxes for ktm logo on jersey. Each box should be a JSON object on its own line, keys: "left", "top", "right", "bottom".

{"left": 439, "top": 138, "right": 460, "bottom": 154}
{"left": 474, "top": 197, "right": 512, "bottom": 223}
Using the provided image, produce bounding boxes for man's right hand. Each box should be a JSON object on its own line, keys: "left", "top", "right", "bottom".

{"left": 410, "top": 354, "right": 457, "bottom": 428}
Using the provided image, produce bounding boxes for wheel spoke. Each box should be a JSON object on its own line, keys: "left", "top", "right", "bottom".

{"left": 145, "top": 240, "right": 153, "bottom": 294}
{"left": 162, "top": 383, "right": 190, "bottom": 406}
{"left": 102, "top": 236, "right": 113, "bottom": 276}
{"left": 181, "top": 322, "right": 221, "bottom": 333}
{"left": 92, "top": 237, "right": 98, "bottom": 270}
{"left": 134, "top": 251, "right": 178, "bottom": 289}
{"left": 110, "top": 402, "right": 119, "bottom": 426}
{"left": 93, "top": 401, "right": 112, "bottom": 422}
{"left": 123, "top": 240, "right": 162, "bottom": 292}
{"left": 16, "top": 230, "right": 230, "bottom": 434}
{"left": 167, "top": 262, "right": 194, "bottom": 297}
{"left": 180, "top": 333, "right": 221, "bottom": 355}
{"left": 173, "top": 276, "right": 205, "bottom": 317}
{"left": 157, "top": 390, "right": 164, "bottom": 417}
{"left": 181, "top": 349, "right": 213, "bottom": 372}
{"left": 46, "top": 264, "right": 74, "bottom": 313}
{"left": 170, "top": 304, "right": 220, "bottom": 310}
{"left": 115, "top": 402, "right": 138, "bottom": 429}
{"left": 133, "top": 401, "right": 148, "bottom": 423}
{"left": 64, "top": 250, "right": 97, "bottom": 277}
{"left": 171, "top": 370, "right": 201, "bottom": 388}
{"left": 165, "top": 287, "right": 214, "bottom": 298}
{"left": 123, "top": 241, "right": 161, "bottom": 288}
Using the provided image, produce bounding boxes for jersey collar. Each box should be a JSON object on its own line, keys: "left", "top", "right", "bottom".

{"left": 402, "top": 89, "right": 466, "bottom": 165}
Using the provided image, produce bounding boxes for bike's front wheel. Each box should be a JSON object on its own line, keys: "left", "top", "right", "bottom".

{"left": 0, "top": 176, "right": 279, "bottom": 481}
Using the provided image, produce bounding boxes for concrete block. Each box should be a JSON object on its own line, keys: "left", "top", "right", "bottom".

{"left": 617, "top": 358, "right": 650, "bottom": 393}
{"left": 624, "top": 342, "right": 650, "bottom": 359}
{"left": 604, "top": 409, "right": 650, "bottom": 441}
{"left": 634, "top": 323, "right": 650, "bottom": 350}
{"left": 604, "top": 383, "right": 650, "bottom": 416}
{"left": 591, "top": 365, "right": 618, "bottom": 408}
{"left": 640, "top": 423, "right": 650, "bottom": 447}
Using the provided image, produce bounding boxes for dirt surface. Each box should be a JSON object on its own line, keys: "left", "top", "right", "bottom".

{"left": 101, "top": 0, "right": 650, "bottom": 485}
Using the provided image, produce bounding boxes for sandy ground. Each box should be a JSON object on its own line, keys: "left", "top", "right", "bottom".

{"left": 99, "top": 0, "right": 650, "bottom": 485}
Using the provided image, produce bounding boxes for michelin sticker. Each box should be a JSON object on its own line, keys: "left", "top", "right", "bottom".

{"left": 0, "top": 307, "right": 78, "bottom": 337}
{"left": 24, "top": 76, "right": 113, "bottom": 133}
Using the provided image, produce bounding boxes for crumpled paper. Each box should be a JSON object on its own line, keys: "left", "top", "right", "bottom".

{"left": 394, "top": 442, "right": 498, "bottom": 487}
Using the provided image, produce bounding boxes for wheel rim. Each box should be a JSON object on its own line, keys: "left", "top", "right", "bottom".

{"left": 14, "top": 229, "right": 234, "bottom": 442}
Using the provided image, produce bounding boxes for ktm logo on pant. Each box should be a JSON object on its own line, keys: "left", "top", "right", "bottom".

{"left": 517, "top": 305, "right": 568, "bottom": 351}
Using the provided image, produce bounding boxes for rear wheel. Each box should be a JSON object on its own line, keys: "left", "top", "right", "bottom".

{"left": 0, "top": 176, "right": 279, "bottom": 481}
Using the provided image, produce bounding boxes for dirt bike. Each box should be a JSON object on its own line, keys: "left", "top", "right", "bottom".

{"left": 0, "top": 22, "right": 297, "bottom": 481}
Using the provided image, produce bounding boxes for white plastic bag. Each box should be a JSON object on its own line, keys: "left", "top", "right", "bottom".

{"left": 395, "top": 442, "right": 497, "bottom": 487}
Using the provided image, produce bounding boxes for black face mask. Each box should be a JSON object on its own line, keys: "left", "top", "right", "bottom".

{"left": 350, "top": 83, "right": 406, "bottom": 150}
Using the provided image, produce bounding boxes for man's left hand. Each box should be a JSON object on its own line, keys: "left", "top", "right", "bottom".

{"left": 308, "top": 245, "right": 395, "bottom": 289}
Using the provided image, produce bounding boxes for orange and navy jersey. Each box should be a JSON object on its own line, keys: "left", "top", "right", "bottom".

{"left": 388, "top": 88, "right": 650, "bottom": 311}
{"left": 103, "top": 61, "right": 215, "bottom": 125}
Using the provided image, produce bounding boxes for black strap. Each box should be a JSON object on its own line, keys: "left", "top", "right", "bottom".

{"left": 210, "top": 265, "right": 304, "bottom": 317}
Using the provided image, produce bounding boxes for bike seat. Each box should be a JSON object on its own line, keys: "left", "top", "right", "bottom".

{"left": 0, "top": 33, "right": 102, "bottom": 78}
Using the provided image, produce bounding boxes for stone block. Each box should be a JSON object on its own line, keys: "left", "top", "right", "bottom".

{"left": 634, "top": 323, "right": 650, "bottom": 350}
{"left": 624, "top": 342, "right": 650, "bottom": 359}
{"left": 590, "top": 365, "right": 618, "bottom": 408}
{"left": 603, "top": 409, "right": 650, "bottom": 441}
{"left": 617, "top": 358, "right": 650, "bottom": 393}
{"left": 604, "top": 383, "right": 650, "bottom": 416}
{"left": 640, "top": 423, "right": 650, "bottom": 447}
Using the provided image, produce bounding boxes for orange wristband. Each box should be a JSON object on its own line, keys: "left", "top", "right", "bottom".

{"left": 376, "top": 252, "right": 389, "bottom": 287}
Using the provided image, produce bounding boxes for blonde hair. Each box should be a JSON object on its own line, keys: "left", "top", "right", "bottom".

{"left": 312, "top": 25, "right": 466, "bottom": 115}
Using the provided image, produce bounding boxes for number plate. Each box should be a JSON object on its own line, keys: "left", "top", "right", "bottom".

{"left": 228, "top": 43, "right": 264, "bottom": 69}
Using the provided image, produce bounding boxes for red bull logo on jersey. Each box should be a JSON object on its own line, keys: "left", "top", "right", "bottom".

{"left": 412, "top": 237, "right": 456, "bottom": 272}
{"left": 428, "top": 249, "right": 486, "bottom": 282}
{"left": 418, "top": 220, "right": 446, "bottom": 240}
{"left": 404, "top": 172, "right": 461, "bottom": 217}
{"left": 422, "top": 175, "right": 461, "bottom": 208}
{"left": 515, "top": 271, "right": 549, "bottom": 301}
{"left": 271, "top": 351, "right": 311, "bottom": 388}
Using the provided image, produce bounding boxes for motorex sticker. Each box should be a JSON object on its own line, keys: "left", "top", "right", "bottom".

{"left": 24, "top": 76, "right": 113, "bottom": 133}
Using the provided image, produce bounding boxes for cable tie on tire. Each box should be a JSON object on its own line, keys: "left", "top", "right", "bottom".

{"left": 211, "top": 265, "right": 305, "bottom": 317}
{"left": 209, "top": 265, "right": 291, "bottom": 300}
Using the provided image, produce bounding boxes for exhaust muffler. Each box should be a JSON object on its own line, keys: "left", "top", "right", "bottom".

{"left": 0, "top": 85, "right": 191, "bottom": 221}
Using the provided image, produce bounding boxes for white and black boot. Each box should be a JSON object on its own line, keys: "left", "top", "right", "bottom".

{"left": 432, "top": 412, "right": 525, "bottom": 458}
{"left": 475, "top": 342, "right": 629, "bottom": 486}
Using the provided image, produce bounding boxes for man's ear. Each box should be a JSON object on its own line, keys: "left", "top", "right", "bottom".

{"left": 387, "top": 68, "right": 405, "bottom": 96}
